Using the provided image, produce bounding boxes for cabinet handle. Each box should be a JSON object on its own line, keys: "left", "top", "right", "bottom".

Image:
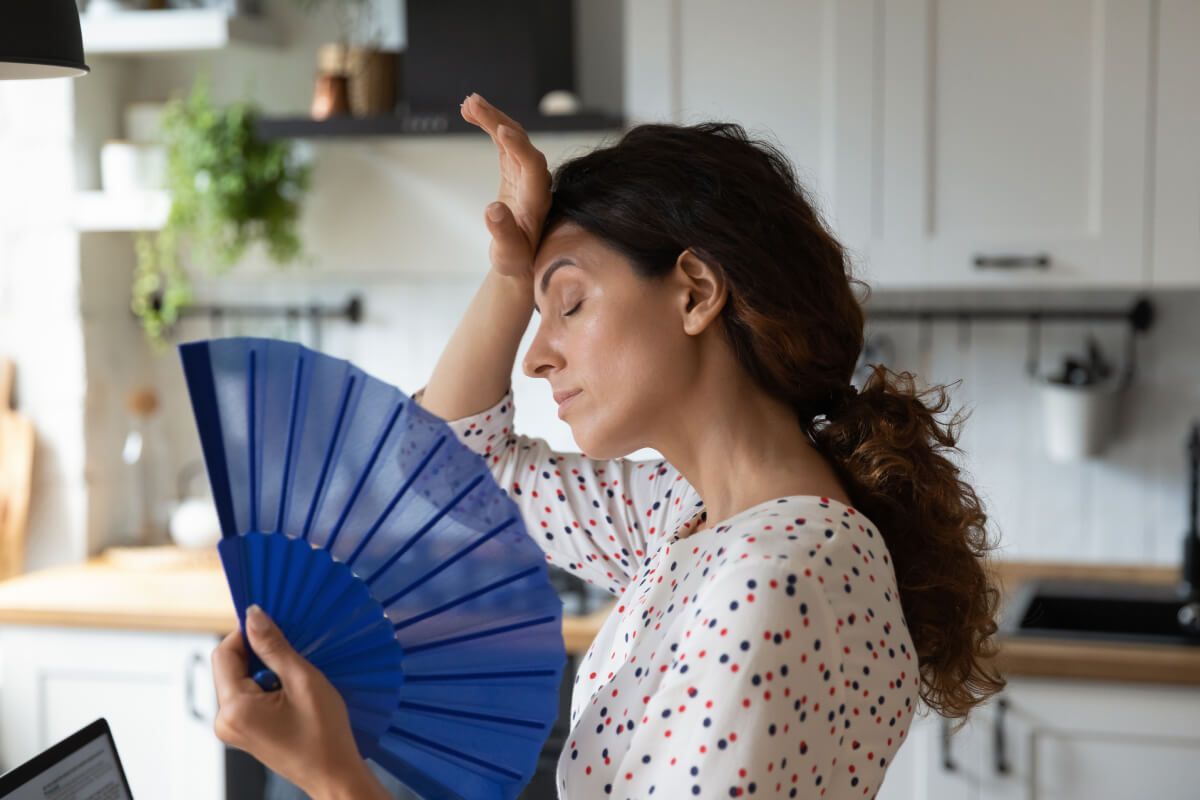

{"left": 993, "top": 697, "right": 1011, "bottom": 775}
{"left": 940, "top": 717, "right": 957, "bottom": 772}
{"left": 186, "top": 652, "right": 209, "bottom": 722}
{"left": 972, "top": 253, "right": 1051, "bottom": 270}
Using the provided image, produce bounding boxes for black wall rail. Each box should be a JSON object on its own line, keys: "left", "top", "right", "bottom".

{"left": 864, "top": 296, "right": 1154, "bottom": 386}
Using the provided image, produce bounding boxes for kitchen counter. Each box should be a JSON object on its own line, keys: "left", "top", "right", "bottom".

{"left": 990, "top": 560, "right": 1199, "bottom": 685}
{"left": 0, "top": 550, "right": 1196, "bottom": 682}
{"left": 0, "top": 546, "right": 613, "bottom": 655}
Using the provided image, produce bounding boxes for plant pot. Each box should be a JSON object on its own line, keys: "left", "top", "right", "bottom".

{"left": 311, "top": 73, "right": 351, "bottom": 120}
{"left": 1037, "top": 377, "right": 1123, "bottom": 462}
{"left": 317, "top": 44, "right": 401, "bottom": 116}
{"left": 346, "top": 47, "right": 401, "bottom": 116}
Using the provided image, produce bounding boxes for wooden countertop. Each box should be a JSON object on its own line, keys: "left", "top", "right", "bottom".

{"left": 0, "top": 546, "right": 612, "bottom": 655}
{"left": 0, "top": 549, "right": 1196, "bottom": 683}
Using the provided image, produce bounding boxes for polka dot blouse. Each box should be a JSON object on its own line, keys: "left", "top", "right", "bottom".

{"left": 415, "top": 386, "right": 918, "bottom": 799}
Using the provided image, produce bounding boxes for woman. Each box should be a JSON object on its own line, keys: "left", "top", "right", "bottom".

{"left": 211, "top": 93, "right": 1007, "bottom": 799}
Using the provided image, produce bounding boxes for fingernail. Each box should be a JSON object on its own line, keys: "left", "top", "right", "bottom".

{"left": 487, "top": 203, "right": 504, "bottom": 222}
{"left": 474, "top": 93, "right": 489, "bottom": 108}
{"left": 247, "top": 604, "right": 270, "bottom": 634}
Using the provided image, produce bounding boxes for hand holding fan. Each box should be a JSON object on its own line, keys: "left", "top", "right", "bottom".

{"left": 179, "top": 337, "right": 566, "bottom": 800}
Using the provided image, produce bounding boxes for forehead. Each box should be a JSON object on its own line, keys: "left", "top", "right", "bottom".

{"left": 532, "top": 222, "right": 595, "bottom": 279}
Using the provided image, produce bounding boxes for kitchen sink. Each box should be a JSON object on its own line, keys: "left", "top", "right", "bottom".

{"left": 999, "top": 578, "right": 1200, "bottom": 647}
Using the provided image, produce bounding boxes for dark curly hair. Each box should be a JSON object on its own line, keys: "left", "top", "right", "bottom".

{"left": 541, "top": 121, "right": 1007, "bottom": 725}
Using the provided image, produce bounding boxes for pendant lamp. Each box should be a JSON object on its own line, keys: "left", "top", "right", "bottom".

{"left": 0, "top": 1, "right": 90, "bottom": 80}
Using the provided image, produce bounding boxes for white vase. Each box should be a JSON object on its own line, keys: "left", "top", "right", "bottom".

{"left": 1038, "top": 377, "right": 1123, "bottom": 462}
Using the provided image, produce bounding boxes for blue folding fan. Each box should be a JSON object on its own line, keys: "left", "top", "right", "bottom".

{"left": 178, "top": 337, "right": 566, "bottom": 800}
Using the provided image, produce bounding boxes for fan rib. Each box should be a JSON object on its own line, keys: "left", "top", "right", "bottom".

{"left": 403, "top": 615, "right": 558, "bottom": 654}
{"left": 405, "top": 669, "right": 558, "bottom": 683}
{"left": 247, "top": 349, "right": 259, "bottom": 531}
{"left": 365, "top": 473, "right": 486, "bottom": 587}
{"left": 301, "top": 374, "right": 358, "bottom": 542}
{"left": 396, "top": 700, "right": 545, "bottom": 730}
{"left": 384, "top": 728, "right": 523, "bottom": 781}
{"left": 178, "top": 343, "right": 236, "bottom": 537}
{"left": 391, "top": 566, "right": 543, "bottom": 630}
{"left": 274, "top": 354, "right": 306, "bottom": 535}
{"left": 325, "top": 397, "right": 405, "bottom": 554}
{"left": 345, "top": 436, "right": 446, "bottom": 570}
{"left": 379, "top": 515, "right": 519, "bottom": 607}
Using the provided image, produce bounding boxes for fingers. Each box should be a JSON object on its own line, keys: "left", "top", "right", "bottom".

{"left": 244, "top": 605, "right": 308, "bottom": 687}
{"left": 484, "top": 202, "right": 533, "bottom": 277}
{"left": 462, "top": 95, "right": 548, "bottom": 171}
{"left": 462, "top": 93, "right": 525, "bottom": 137}
{"left": 497, "top": 124, "right": 549, "bottom": 172}
{"left": 212, "top": 629, "right": 260, "bottom": 707}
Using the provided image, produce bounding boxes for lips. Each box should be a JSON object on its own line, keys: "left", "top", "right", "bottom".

{"left": 554, "top": 389, "right": 582, "bottom": 405}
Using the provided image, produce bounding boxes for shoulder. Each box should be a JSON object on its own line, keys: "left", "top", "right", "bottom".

{"left": 695, "top": 497, "right": 900, "bottom": 616}
{"left": 713, "top": 496, "right": 880, "bottom": 560}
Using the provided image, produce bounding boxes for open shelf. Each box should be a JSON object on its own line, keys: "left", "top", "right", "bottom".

{"left": 73, "top": 191, "right": 170, "bottom": 232}
{"left": 256, "top": 110, "right": 627, "bottom": 139}
{"left": 81, "top": 9, "right": 283, "bottom": 55}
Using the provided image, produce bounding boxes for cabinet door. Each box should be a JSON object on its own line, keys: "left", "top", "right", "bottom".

{"left": 0, "top": 626, "right": 224, "bottom": 800}
{"left": 1002, "top": 678, "right": 1200, "bottom": 800}
{"left": 861, "top": 0, "right": 1153, "bottom": 289}
{"left": 623, "top": 0, "right": 876, "bottom": 260}
{"left": 875, "top": 710, "right": 982, "bottom": 800}
{"left": 1152, "top": 0, "right": 1200, "bottom": 286}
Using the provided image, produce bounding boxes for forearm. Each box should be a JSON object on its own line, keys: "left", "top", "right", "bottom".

{"left": 418, "top": 269, "right": 534, "bottom": 420}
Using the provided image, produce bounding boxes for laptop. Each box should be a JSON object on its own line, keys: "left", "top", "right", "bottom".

{"left": 0, "top": 719, "right": 133, "bottom": 799}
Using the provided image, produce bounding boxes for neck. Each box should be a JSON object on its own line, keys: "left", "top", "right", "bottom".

{"left": 652, "top": 367, "right": 850, "bottom": 534}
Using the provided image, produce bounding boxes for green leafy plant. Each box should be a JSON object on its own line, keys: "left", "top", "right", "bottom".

{"left": 133, "top": 76, "right": 312, "bottom": 347}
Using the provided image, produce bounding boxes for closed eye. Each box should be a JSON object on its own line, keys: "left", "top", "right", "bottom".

{"left": 562, "top": 300, "right": 583, "bottom": 317}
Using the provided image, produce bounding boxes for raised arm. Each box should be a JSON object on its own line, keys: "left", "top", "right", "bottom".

{"left": 414, "top": 95, "right": 703, "bottom": 594}
{"left": 416, "top": 92, "right": 548, "bottom": 422}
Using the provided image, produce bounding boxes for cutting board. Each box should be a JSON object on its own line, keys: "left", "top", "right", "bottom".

{"left": 0, "top": 358, "right": 35, "bottom": 581}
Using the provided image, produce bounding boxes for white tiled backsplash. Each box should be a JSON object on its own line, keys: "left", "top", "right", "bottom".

{"left": 135, "top": 276, "right": 1200, "bottom": 571}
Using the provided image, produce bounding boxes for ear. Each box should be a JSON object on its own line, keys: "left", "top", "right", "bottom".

{"left": 673, "top": 248, "right": 727, "bottom": 336}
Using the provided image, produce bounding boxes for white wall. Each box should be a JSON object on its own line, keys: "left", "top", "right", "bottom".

{"left": 0, "top": 79, "right": 89, "bottom": 570}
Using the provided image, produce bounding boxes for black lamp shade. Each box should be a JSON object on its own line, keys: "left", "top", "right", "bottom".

{"left": 0, "top": 0, "right": 90, "bottom": 80}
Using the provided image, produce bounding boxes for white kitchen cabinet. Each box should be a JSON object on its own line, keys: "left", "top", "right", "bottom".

{"left": 0, "top": 626, "right": 224, "bottom": 800}
{"left": 877, "top": 676, "right": 1200, "bottom": 800}
{"left": 622, "top": 0, "right": 876, "bottom": 261}
{"left": 625, "top": 1, "right": 1166, "bottom": 291}
{"left": 1151, "top": 0, "right": 1200, "bottom": 287}
{"left": 857, "top": 0, "right": 1155, "bottom": 290}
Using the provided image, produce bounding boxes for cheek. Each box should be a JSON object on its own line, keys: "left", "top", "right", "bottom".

{"left": 568, "top": 296, "right": 688, "bottom": 448}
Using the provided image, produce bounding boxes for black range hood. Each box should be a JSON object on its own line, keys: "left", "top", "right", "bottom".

{"left": 258, "top": 0, "right": 624, "bottom": 140}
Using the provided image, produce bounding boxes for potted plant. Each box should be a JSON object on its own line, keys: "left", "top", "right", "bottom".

{"left": 132, "top": 76, "right": 311, "bottom": 347}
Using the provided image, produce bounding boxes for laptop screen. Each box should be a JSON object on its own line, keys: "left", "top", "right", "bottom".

{"left": 0, "top": 719, "right": 133, "bottom": 800}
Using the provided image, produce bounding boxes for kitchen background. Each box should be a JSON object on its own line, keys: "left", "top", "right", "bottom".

{"left": 1, "top": 0, "right": 1198, "bottom": 798}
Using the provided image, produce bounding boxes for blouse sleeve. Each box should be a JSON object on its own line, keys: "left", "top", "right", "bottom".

{"left": 609, "top": 562, "right": 850, "bottom": 798}
{"left": 411, "top": 384, "right": 702, "bottom": 596}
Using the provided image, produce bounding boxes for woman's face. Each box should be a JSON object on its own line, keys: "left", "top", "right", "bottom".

{"left": 522, "top": 221, "right": 695, "bottom": 459}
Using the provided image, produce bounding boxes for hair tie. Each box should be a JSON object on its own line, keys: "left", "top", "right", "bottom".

{"left": 825, "top": 383, "right": 860, "bottom": 419}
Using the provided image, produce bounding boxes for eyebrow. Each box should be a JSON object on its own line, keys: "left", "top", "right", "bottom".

{"left": 532, "top": 257, "right": 580, "bottom": 314}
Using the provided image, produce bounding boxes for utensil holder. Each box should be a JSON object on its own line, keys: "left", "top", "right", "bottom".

{"left": 1037, "top": 377, "right": 1123, "bottom": 462}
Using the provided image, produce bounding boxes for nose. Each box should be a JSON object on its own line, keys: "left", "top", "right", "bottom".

{"left": 521, "top": 320, "right": 563, "bottom": 379}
